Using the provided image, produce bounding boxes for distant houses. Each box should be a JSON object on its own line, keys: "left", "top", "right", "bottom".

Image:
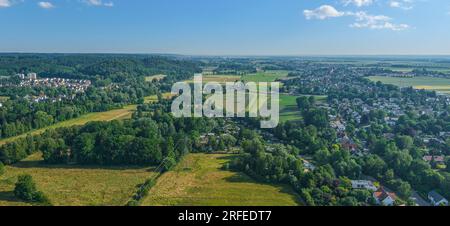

{"left": 351, "top": 180, "right": 377, "bottom": 191}
{"left": 428, "top": 191, "right": 449, "bottom": 206}
{"left": 422, "top": 156, "right": 445, "bottom": 165}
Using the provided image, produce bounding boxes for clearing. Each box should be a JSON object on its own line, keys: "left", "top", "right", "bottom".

{"left": 142, "top": 153, "right": 301, "bottom": 206}
{"left": 0, "top": 152, "right": 156, "bottom": 206}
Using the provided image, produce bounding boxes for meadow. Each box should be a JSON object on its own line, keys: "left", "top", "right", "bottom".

{"left": 241, "top": 71, "right": 289, "bottom": 82}
{"left": 186, "top": 75, "right": 241, "bottom": 84}
{"left": 142, "top": 153, "right": 301, "bottom": 206}
{"left": 0, "top": 153, "right": 156, "bottom": 206}
{"left": 278, "top": 94, "right": 327, "bottom": 123}
{"left": 368, "top": 76, "right": 450, "bottom": 94}
{"left": 0, "top": 105, "right": 137, "bottom": 146}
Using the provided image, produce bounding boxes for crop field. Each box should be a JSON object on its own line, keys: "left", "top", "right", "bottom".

{"left": 142, "top": 153, "right": 301, "bottom": 206}
{"left": 187, "top": 75, "right": 242, "bottom": 84}
{"left": 0, "top": 153, "right": 156, "bottom": 206}
{"left": 368, "top": 76, "right": 450, "bottom": 94}
{"left": 0, "top": 105, "right": 137, "bottom": 146}
{"left": 242, "top": 71, "right": 289, "bottom": 82}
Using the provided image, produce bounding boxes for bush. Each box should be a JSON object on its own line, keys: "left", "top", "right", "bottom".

{"left": 0, "top": 162, "right": 4, "bottom": 176}
{"left": 14, "top": 174, "right": 51, "bottom": 205}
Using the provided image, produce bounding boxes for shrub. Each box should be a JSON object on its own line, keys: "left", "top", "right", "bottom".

{"left": 14, "top": 174, "right": 51, "bottom": 205}
{"left": 0, "top": 162, "right": 5, "bottom": 176}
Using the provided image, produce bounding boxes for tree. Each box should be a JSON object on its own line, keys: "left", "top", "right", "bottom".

{"left": 0, "top": 162, "right": 4, "bottom": 175}
{"left": 446, "top": 157, "right": 450, "bottom": 173}
{"left": 14, "top": 174, "right": 50, "bottom": 204}
{"left": 395, "top": 135, "right": 413, "bottom": 150}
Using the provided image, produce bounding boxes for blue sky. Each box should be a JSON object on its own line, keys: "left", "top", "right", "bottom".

{"left": 0, "top": 0, "right": 450, "bottom": 55}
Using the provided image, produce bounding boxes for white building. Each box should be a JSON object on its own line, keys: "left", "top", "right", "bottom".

{"left": 351, "top": 180, "right": 377, "bottom": 191}
{"left": 27, "top": 73, "right": 37, "bottom": 80}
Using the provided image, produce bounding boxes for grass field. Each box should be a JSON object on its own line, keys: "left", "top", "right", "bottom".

{"left": 142, "top": 153, "right": 301, "bottom": 206}
{"left": 0, "top": 153, "right": 156, "bottom": 206}
{"left": 242, "top": 71, "right": 289, "bottom": 83}
{"left": 0, "top": 105, "right": 136, "bottom": 146}
{"left": 278, "top": 94, "right": 327, "bottom": 123}
{"left": 144, "top": 92, "right": 177, "bottom": 103}
{"left": 187, "top": 75, "right": 242, "bottom": 84}
{"left": 368, "top": 76, "right": 450, "bottom": 94}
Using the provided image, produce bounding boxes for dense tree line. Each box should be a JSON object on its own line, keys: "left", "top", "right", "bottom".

{"left": 0, "top": 54, "right": 202, "bottom": 140}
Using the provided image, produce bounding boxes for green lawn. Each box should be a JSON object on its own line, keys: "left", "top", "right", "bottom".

{"left": 0, "top": 153, "right": 156, "bottom": 206}
{"left": 142, "top": 153, "right": 301, "bottom": 206}
{"left": 368, "top": 76, "right": 450, "bottom": 94}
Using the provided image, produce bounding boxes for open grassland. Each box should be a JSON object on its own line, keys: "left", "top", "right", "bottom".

{"left": 368, "top": 76, "right": 450, "bottom": 94}
{"left": 187, "top": 75, "right": 242, "bottom": 84}
{"left": 0, "top": 153, "right": 156, "bottom": 206}
{"left": 278, "top": 94, "right": 327, "bottom": 123}
{"left": 142, "top": 153, "right": 301, "bottom": 206}
{"left": 242, "top": 71, "right": 289, "bottom": 83}
{"left": 0, "top": 105, "right": 136, "bottom": 146}
{"left": 144, "top": 92, "right": 177, "bottom": 103}
{"left": 145, "top": 74, "right": 167, "bottom": 82}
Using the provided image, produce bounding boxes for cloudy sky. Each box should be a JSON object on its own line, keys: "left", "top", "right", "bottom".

{"left": 0, "top": 0, "right": 449, "bottom": 55}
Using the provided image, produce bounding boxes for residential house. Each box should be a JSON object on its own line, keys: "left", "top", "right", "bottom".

{"left": 351, "top": 180, "right": 377, "bottom": 191}
{"left": 428, "top": 191, "right": 449, "bottom": 206}
{"left": 373, "top": 187, "right": 397, "bottom": 206}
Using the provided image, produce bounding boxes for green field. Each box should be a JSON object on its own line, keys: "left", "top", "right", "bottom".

{"left": 0, "top": 105, "right": 136, "bottom": 146}
{"left": 368, "top": 76, "right": 450, "bottom": 94}
{"left": 278, "top": 94, "right": 327, "bottom": 123}
{"left": 144, "top": 92, "right": 177, "bottom": 103}
{"left": 186, "top": 75, "right": 242, "bottom": 84}
{"left": 142, "top": 153, "right": 301, "bottom": 206}
{"left": 242, "top": 71, "right": 289, "bottom": 82}
{"left": 0, "top": 153, "right": 156, "bottom": 206}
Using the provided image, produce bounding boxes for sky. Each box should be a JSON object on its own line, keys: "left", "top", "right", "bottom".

{"left": 1, "top": 0, "right": 450, "bottom": 55}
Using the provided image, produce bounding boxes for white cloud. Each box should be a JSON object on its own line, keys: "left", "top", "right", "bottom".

{"left": 389, "top": 0, "right": 414, "bottom": 10}
{"left": 343, "top": 0, "right": 374, "bottom": 7}
{"left": 0, "top": 0, "right": 11, "bottom": 8}
{"left": 38, "top": 1, "right": 54, "bottom": 9}
{"left": 304, "top": 5, "right": 345, "bottom": 20}
{"left": 85, "top": 0, "right": 114, "bottom": 7}
{"left": 349, "top": 11, "right": 409, "bottom": 30}
{"left": 304, "top": 5, "right": 410, "bottom": 31}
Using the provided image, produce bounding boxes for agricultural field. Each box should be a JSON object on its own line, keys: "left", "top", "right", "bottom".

{"left": 142, "top": 153, "right": 301, "bottom": 206}
{"left": 145, "top": 74, "right": 167, "bottom": 82}
{"left": 187, "top": 75, "right": 241, "bottom": 84}
{"left": 0, "top": 105, "right": 137, "bottom": 146}
{"left": 368, "top": 76, "right": 450, "bottom": 94}
{"left": 0, "top": 153, "right": 156, "bottom": 206}
{"left": 242, "top": 71, "right": 289, "bottom": 82}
